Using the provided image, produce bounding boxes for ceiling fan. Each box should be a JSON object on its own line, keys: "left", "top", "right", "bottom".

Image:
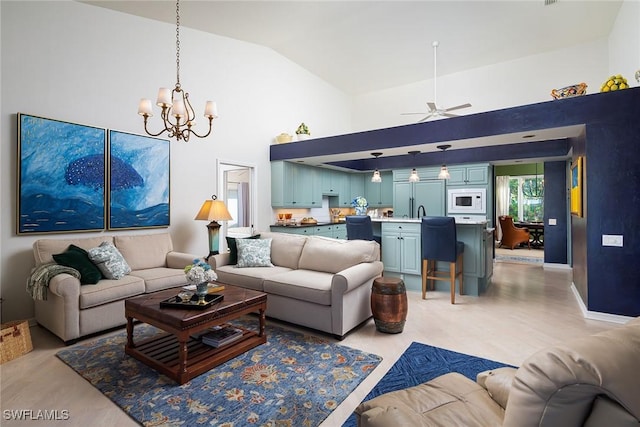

{"left": 402, "top": 41, "right": 471, "bottom": 122}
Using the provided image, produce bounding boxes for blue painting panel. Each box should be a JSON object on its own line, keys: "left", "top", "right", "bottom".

{"left": 18, "top": 114, "right": 106, "bottom": 234}
{"left": 108, "top": 131, "right": 170, "bottom": 229}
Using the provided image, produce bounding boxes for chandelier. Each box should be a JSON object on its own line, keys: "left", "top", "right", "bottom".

{"left": 137, "top": 0, "right": 217, "bottom": 141}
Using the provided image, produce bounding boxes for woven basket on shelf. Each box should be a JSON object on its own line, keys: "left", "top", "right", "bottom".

{"left": 0, "top": 320, "right": 33, "bottom": 364}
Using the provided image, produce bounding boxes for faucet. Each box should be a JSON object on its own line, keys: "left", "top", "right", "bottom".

{"left": 417, "top": 205, "right": 426, "bottom": 218}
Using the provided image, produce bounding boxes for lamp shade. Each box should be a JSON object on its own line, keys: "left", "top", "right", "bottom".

{"left": 438, "top": 165, "right": 451, "bottom": 180}
{"left": 195, "top": 199, "right": 233, "bottom": 221}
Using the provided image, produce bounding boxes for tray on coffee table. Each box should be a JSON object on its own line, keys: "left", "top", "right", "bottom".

{"left": 159, "top": 293, "right": 223, "bottom": 309}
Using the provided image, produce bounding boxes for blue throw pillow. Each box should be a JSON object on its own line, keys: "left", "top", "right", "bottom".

{"left": 226, "top": 234, "right": 260, "bottom": 265}
{"left": 235, "top": 238, "right": 273, "bottom": 268}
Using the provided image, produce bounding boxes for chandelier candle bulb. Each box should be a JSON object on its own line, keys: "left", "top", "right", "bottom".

{"left": 204, "top": 101, "right": 218, "bottom": 118}
{"left": 138, "top": 99, "right": 153, "bottom": 116}
{"left": 156, "top": 88, "right": 172, "bottom": 106}
{"left": 172, "top": 99, "right": 186, "bottom": 117}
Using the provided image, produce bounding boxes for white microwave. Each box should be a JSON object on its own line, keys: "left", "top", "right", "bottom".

{"left": 447, "top": 188, "right": 486, "bottom": 214}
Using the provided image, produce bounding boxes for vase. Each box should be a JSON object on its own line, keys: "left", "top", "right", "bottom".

{"left": 355, "top": 206, "right": 367, "bottom": 216}
{"left": 195, "top": 282, "right": 209, "bottom": 305}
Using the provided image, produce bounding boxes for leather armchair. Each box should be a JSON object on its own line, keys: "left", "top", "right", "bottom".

{"left": 355, "top": 317, "right": 640, "bottom": 426}
{"left": 498, "top": 215, "right": 531, "bottom": 250}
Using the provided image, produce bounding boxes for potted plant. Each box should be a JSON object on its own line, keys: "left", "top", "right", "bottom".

{"left": 296, "top": 122, "right": 311, "bottom": 141}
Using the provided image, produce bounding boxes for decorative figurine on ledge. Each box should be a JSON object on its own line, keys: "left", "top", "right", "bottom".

{"left": 296, "top": 122, "right": 311, "bottom": 141}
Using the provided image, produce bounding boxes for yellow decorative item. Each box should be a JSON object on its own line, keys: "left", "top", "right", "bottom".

{"left": 600, "top": 74, "right": 629, "bottom": 93}
{"left": 551, "top": 83, "right": 587, "bottom": 99}
{"left": 275, "top": 133, "right": 293, "bottom": 144}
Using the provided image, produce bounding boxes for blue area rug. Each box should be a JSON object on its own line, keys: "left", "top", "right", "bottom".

{"left": 342, "top": 342, "right": 513, "bottom": 427}
{"left": 56, "top": 317, "right": 381, "bottom": 426}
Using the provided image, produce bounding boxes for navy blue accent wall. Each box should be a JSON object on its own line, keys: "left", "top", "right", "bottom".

{"left": 271, "top": 88, "right": 640, "bottom": 317}
{"left": 543, "top": 161, "right": 567, "bottom": 264}
{"left": 586, "top": 121, "right": 640, "bottom": 317}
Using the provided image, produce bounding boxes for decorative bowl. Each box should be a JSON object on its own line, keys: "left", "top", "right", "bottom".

{"left": 551, "top": 83, "right": 587, "bottom": 99}
{"left": 275, "top": 133, "right": 293, "bottom": 144}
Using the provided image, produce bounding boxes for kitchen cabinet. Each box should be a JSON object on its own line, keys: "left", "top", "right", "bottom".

{"left": 393, "top": 179, "right": 445, "bottom": 218}
{"left": 447, "top": 164, "right": 490, "bottom": 186}
{"left": 365, "top": 171, "right": 393, "bottom": 207}
{"left": 271, "top": 161, "right": 322, "bottom": 208}
{"left": 270, "top": 223, "right": 347, "bottom": 239}
{"left": 381, "top": 222, "right": 421, "bottom": 275}
{"left": 321, "top": 169, "right": 352, "bottom": 208}
{"left": 350, "top": 174, "right": 365, "bottom": 202}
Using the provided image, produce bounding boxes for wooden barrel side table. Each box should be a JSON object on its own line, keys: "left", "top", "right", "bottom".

{"left": 371, "top": 277, "right": 408, "bottom": 334}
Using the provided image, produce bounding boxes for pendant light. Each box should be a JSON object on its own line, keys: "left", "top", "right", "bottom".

{"left": 408, "top": 151, "right": 420, "bottom": 182}
{"left": 437, "top": 144, "right": 451, "bottom": 179}
{"left": 371, "top": 152, "right": 383, "bottom": 183}
{"left": 522, "top": 163, "right": 544, "bottom": 198}
{"left": 137, "top": 0, "right": 217, "bottom": 141}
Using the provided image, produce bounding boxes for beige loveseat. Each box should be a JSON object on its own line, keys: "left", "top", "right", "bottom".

{"left": 355, "top": 317, "right": 640, "bottom": 426}
{"left": 208, "top": 231, "right": 383, "bottom": 339}
{"left": 32, "top": 233, "right": 196, "bottom": 344}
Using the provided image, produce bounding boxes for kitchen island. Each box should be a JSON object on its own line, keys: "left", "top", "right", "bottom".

{"left": 372, "top": 218, "right": 494, "bottom": 296}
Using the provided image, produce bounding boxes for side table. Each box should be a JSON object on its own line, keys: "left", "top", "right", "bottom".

{"left": 370, "top": 277, "right": 408, "bottom": 333}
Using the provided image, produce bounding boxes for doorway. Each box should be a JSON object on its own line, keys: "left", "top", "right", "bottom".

{"left": 217, "top": 160, "right": 257, "bottom": 250}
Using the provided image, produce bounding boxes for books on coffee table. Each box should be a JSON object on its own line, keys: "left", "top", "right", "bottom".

{"left": 200, "top": 325, "right": 243, "bottom": 348}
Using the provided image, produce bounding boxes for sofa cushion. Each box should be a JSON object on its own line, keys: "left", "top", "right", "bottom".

{"left": 114, "top": 233, "right": 173, "bottom": 271}
{"left": 226, "top": 234, "right": 261, "bottom": 265}
{"left": 34, "top": 236, "right": 114, "bottom": 266}
{"left": 298, "top": 237, "right": 379, "bottom": 274}
{"left": 52, "top": 245, "right": 103, "bottom": 285}
{"left": 87, "top": 241, "right": 131, "bottom": 280}
{"left": 259, "top": 232, "right": 307, "bottom": 269}
{"left": 216, "top": 265, "right": 293, "bottom": 291}
{"left": 263, "top": 269, "right": 334, "bottom": 305}
{"left": 79, "top": 275, "right": 145, "bottom": 309}
{"left": 130, "top": 267, "right": 188, "bottom": 293}
{"left": 236, "top": 238, "right": 274, "bottom": 268}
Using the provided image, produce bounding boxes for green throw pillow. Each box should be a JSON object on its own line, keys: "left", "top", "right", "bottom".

{"left": 53, "top": 244, "right": 102, "bottom": 285}
{"left": 235, "top": 238, "right": 273, "bottom": 268}
{"left": 226, "top": 234, "right": 260, "bottom": 265}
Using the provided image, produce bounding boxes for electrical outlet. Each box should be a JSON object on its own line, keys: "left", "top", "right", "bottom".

{"left": 548, "top": 218, "right": 557, "bottom": 225}
{"left": 602, "top": 234, "right": 623, "bottom": 247}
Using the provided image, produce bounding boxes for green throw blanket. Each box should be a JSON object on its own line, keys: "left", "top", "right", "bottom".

{"left": 26, "top": 263, "right": 81, "bottom": 301}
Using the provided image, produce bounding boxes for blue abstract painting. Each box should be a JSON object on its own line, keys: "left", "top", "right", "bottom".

{"left": 18, "top": 114, "right": 107, "bottom": 234}
{"left": 108, "top": 130, "right": 169, "bottom": 229}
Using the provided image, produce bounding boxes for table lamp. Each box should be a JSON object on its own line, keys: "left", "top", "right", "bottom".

{"left": 195, "top": 195, "right": 233, "bottom": 260}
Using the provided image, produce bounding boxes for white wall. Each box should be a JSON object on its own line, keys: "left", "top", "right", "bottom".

{"left": 608, "top": 0, "right": 640, "bottom": 82}
{"left": 0, "top": 1, "right": 351, "bottom": 322}
{"left": 352, "top": 38, "right": 609, "bottom": 132}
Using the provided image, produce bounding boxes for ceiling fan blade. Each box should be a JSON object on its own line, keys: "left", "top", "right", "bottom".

{"left": 427, "top": 102, "right": 437, "bottom": 112}
{"left": 401, "top": 112, "right": 427, "bottom": 116}
{"left": 444, "top": 103, "right": 472, "bottom": 112}
{"left": 418, "top": 116, "right": 431, "bottom": 123}
{"left": 441, "top": 113, "right": 459, "bottom": 118}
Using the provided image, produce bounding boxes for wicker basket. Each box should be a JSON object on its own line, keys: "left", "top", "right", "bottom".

{"left": 0, "top": 320, "right": 33, "bottom": 364}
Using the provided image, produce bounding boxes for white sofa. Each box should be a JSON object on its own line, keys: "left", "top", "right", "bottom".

{"left": 208, "top": 231, "right": 383, "bottom": 339}
{"left": 32, "top": 233, "right": 196, "bottom": 344}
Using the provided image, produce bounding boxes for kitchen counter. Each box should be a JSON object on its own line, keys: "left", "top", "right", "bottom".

{"left": 272, "top": 221, "right": 341, "bottom": 228}
{"left": 371, "top": 217, "right": 488, "bottom": 225}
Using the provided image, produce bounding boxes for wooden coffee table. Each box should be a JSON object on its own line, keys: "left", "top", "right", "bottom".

{"left": 124, "top": 284, "right": 267, "bottom": 384}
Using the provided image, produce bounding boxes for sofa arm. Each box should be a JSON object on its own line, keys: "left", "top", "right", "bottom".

{"left": 332, "top": 261, "right": 384, "bottom": 293}
{"left": 166, "top": 251, "right": 199, "bottom": 269}
{"left": 207, "top": 252, "right": 231, "bottom": 271}
{"left": 477, "top": 367, "right": 517, "bottom": 409}
{"left": 48, "top": 273, "right": 82, "bottom": 299}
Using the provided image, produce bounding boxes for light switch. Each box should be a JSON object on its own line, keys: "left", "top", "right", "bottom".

{"left": 602, "top": 235, "right": 623, "bottom": 247}
{"left": 548, "top": 218, "right": 557, "bottom": 225}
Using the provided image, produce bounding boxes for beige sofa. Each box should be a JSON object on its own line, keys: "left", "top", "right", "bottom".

{"left": 355, "top": 317, "right": 640, "bottom": 426}
{"left": 32, "top": 233, "right": 196, "bottom": 344}
{"left": 208, "top": 231, "right": 383, "bottom": 339}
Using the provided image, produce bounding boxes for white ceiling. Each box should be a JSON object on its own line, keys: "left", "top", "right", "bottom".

{"left": 82, "top": 0, "right": 622, "bottom": 96}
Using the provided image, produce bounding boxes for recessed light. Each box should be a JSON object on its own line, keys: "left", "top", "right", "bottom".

{"left": 522, "top": 134, "right": 536, "bottom": 139}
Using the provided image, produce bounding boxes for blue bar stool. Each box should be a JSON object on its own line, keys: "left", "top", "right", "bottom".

{"left": 345, "top": 216, "right": 381, "bottom": 244}
{"left": 421, "top": 216, "right": 464, "bottom": 304}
